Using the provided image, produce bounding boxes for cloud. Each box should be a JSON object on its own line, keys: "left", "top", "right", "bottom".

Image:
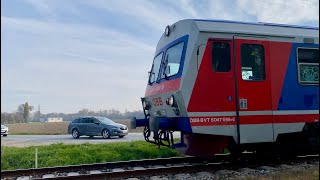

{"left": 1, "top": 16, "right": 154, "bottom": 113}
{"left": 1, "top": 0, "right": 318, "bottom": 113}
{"left": 237, "top": 0, "right": 319, "bottom": 25}
{"left": 23, "top": 0, "right": 52, "bottom": 14}
{"left": 81, "top": 0, "right": 190, "bottom": 31}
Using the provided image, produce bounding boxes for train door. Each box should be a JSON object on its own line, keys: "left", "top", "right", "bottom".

{"left": 234, "top": 37, "right": 274, "bottom": 144}
{"left": 188, "top": 39, "right": 237, "bottom": 138}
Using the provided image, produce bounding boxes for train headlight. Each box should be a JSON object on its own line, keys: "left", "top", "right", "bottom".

{"left": 166, "top": 95, "right": 175, "bottom": 107}
{"left": 165, "top": 25, "right": 170, "bottom": 37}
{"left": 143, "top": 100, "right": 151, "bottom": 110}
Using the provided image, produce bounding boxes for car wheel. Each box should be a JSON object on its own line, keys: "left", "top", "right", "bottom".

{"left": 72, "top": 129, "right": 80, "bottom": 139}
{"left": 119, "top": 136, "right": 124, "bottom": 138}
{"left": 3, "top": 135, "right": 7, "bottom": 137}
{"left": 89, "top": 136, "right": 94, "bottom": 138}
{"left": 102, "top": 129, "right": 110, "bottom": 139}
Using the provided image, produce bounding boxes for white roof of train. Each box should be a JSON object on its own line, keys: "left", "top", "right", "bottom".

{"left": 156, "top": 19, "right": 318, "bottom": 55}
{"left": 167, "top": 19, "right": 319, "bottom": 38}
{"left": 193, "top": 19, "right": 319, "bottom": 38}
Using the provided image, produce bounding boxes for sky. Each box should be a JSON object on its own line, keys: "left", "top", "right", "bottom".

{"left": 1, "top": 0, "right": 319, "bottom": 114}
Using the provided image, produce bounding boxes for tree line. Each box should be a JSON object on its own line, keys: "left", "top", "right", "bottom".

{"left": 1, "top": 102, "right": 144, "bottom": 124}
{"left": 1, "top": 102, "right": 33, "bottom": 124}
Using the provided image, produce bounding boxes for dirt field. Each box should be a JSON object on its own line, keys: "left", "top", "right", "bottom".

{"left": 5, "top": 120, "right": 144, "bottom": 135}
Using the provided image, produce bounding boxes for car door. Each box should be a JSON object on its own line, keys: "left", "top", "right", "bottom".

{"left": 92, "top": 118, "right": 104, "bottom": 135}
{"left": 77, "top": 118, "right": 88, "bottom": 134}
{"left": 86, "top": 117, "right": 100, "bottom": 135}
{"left": 85, "top": 118, "right": 101, "bottom": 135}
{"left": 83, "top": 118, "right": 94, "bottom": 135}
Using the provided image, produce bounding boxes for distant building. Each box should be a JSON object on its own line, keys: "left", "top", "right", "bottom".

{"left": 39, "top": 118, "right": 46, "bottom": 122}
{"left": 40, "top": 117, "right": 63, "bottom": 123}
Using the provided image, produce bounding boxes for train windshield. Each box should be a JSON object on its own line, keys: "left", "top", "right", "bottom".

{"left": 161, "top": 42, "right": 184, "bottom": 79}
{"left": 148, "top": 41, "right": 185, "bottom": 84}
{"left": 149, "top": 52, "right": 163, "bottom": 83}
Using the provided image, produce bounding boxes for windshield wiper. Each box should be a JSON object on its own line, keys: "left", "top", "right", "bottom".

{"left": 148, "top": 71, "right": 155, "bottom": 84}
{"left": 163, "top": 54, "right": 169, "bottom": 80}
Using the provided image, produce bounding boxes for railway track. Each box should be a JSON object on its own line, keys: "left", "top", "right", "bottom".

{"left": 1, "top": 154, "right": 318, "bottom": 180}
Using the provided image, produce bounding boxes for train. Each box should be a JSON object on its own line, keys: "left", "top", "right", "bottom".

{"left": 131, "top": 19, "right": 319, "bottom": 157}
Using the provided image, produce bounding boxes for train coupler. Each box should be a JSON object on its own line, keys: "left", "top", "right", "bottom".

{"left": 130, "top": 117, "right": 149, "bottom": 129}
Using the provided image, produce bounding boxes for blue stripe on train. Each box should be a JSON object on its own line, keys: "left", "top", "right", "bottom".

{"left": 278, "top": 43, "right": 319, "bottom": 110}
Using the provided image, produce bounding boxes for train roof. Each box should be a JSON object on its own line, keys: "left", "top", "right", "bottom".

{"left": 193, "top": 19, "right": 319, "bottom": 30}
{"left": 169, "top": 19, "right": 319, "bottom": 38}
{"left": 156, "top": 19, "right": 318, "bottom": 55}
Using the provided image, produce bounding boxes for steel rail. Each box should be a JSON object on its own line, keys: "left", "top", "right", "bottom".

{"left": 1, "top": 154, "right": 318, "bottom": 180}
{"left": 1, "top": 155, "right": 229, "bottom": 179}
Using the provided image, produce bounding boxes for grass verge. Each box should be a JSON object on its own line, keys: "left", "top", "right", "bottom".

{"left": 1, "top": 141, "right": 181, "bottom": 171}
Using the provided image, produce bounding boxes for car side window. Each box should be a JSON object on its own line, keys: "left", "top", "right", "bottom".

{"left": 72, "top": 118, "right": 80, "bottom": 123}
{"left": 79, "top": 118, "right": 87, "bottom": 123}
{"left": 93, "top": 119, "right": 100, "bottom": 124}
{"left": 87, "top": 118, "right": 94, "bottom": 124}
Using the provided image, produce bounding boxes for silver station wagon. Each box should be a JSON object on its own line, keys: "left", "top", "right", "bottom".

{"left": 68, "top": 116, "right": 128, "bottom": 139}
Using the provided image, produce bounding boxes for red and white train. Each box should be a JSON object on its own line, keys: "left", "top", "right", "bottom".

{"left": 131, "top": 19, "right": 319, "bottom": 157}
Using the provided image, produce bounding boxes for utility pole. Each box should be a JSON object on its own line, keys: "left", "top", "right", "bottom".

{"left": 38, "top": 105, "right": 41, "bottom": 122}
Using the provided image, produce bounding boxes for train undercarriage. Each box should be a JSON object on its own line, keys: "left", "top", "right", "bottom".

{"left": 132, "top": 117, "right": 319, "bottom": 157}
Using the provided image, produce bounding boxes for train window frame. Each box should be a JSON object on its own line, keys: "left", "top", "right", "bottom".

{"left": 160, "top": 41, "right": 185, "bottom": 79}
{"left": 296, "top": 47, "right": 319, "bottom": 85}
{"left": 240, "top": 44, "right": 266, "bottom": 81}
{"left": 148, "top": 52, "right": 164, "bottom": 85}
{"left": 211, "top": 42, "right": 231, "bottom": 72}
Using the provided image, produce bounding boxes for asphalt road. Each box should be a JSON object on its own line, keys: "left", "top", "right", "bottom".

{"left": 1, "top": 132, "right": 181, "bottom": 147}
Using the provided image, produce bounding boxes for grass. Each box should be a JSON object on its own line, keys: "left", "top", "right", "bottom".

{"left": 1, "top": 141, "right": 181, "bottom": 171}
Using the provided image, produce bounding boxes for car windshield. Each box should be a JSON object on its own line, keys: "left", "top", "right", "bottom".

{"left": 96, "top": 117, "right": 116, "bottom": 125}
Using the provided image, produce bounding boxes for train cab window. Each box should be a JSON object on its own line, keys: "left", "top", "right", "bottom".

{"left": 162, "top": 42, "right": 184, "bottom": 78}
{"left": 297, "top": 48, "right": 319, "bottom": 84}
{"left": 240, "top": 44, "right": 266, "bottom": 80}
{"left": 212, "top": 42, "right": 231, "bottom": 72}
{"left": 149, "top": 52, "right": 163, "bottom": 84}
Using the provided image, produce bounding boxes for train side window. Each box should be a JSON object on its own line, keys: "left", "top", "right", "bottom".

{"left": 297, "top": 48, "right": 319, "bottom": 85}
{"left": 240, "top": 44, "right": 266, "bottom": 80}
{"left": 212, "top": 42, "right": 231, "bottom": 72}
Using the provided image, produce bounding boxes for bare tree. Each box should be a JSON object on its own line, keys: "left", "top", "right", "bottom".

{"left": 1, "top": 112, "right": 23, "bottom": 124}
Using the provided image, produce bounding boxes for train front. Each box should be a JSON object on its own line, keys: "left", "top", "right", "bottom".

{"left": 131, "top": 20, "right": 228, "bottom": 157}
